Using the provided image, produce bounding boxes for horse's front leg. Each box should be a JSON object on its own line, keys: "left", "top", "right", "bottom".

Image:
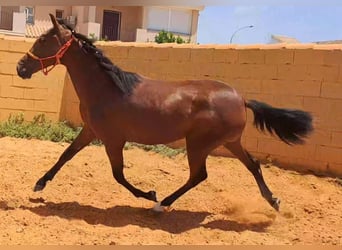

{"left": 105, "top": 143, "right": 157, "bottom": 202}
{"left": 34, "top": 126, "right": 95, "bottom": 192}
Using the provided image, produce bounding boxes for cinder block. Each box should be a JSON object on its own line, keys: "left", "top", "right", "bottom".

{"left": 308, "top": 129, "right": 331, "bottom": 146}
{"left": 0, "top": 97, "right": 34, "bottom": 110}
{"left": 0, "top": 62, "right": 17, "bottom": 75}
{"left": 0, "top": 39, "right": 10, "bottom": 52}
{"left": 265, "top": 49, "right": 294, "bottom": 65}
{"left": 8, "top": 40, "right": 33, "bottom": 53}
{"left": 193, "top": 62, "right": 226, "bottom": 78}
{"left": 212, "top": 48, "right": 238, "bottom": 64}
{"left": 277, "top": 65, "right": 307, "bottom": 80}
{"left": 190, "top": 48, "right": 214, "bottom": 63}
{"left": 0, "top": 75, "right": 13, "bottom": 85}
{"left": 146, "top": 61, "right": 172, "bottom": 76}
{"left": 306, "top": 65, "right": 339, "bottom": 81}
{"left": 321, "top": 82, "right": 342, "bottom": 98}
{"left": 250, "top": 65, "right": 278, "bottom": 80}
{"left": 273, "top": 156, "right": 330, "bottom": 175}
{"left": 24, "top": 88, "right": 48, "bottom": 100}
{"left": 303, "top": 96, "right": 331, "bottom": 115}
{"left": 271, "top": 95, "right": 304, "bottom": 109}
{"left": 169, "top": 47, "right": 191, "bottom": 62}
{"left": 331, "top": 132, "right": 342, "bottom": 147}
{"left": 294, "top": 49, "right": 325, "bottom": 65}
{"left": 0, "top": 85, "right": 24, "bottom": 99}
{"left": 150, "top": 47, "right": 170, "bottom": 61}
{"left": 258, "top": 138, "right": 316, "bottom": 159}
{"left": 122, "top": 59, "right": 148, "bottom": 74}
{"left": 323, "top": 50, "right": 342, "bottom": 65}
{"left": 12, "top": 75, "right": 40, "bottom": 89}
{"left": 302, "top": 97, "right": 340, "bottom": 130}
{"left": 212, "top": 48, "right": 227, "bottom": 63}
{"left": 34, "top": 100, "right": 60, "bottom": 113}
{"left": 225, "top": 64, "right": 253, "bottom": 79}
{"left": 233, "top": 79, "right": 262, "bottom": 94}
{"left": 102, "top": 46, "right": 130, "bottom": 60}
{"left": 261, "top": 79, "right": 321, "bottom": 97}
{"left": 327, "top": 162, "right": 342, "bottom": 178}
{"left": 238, "top": 49, "right": 265, "bottom": 64}
{"left": 316, "top": 145, "right": 342, "bottom": 164}
{"left": 325, "top": 100, "right": 342, "bottom": 131}
{"left": 338, "top": 65, "right": 342, "bottom": 83}
{"left": 127, "top": 46, "right": 148, "bottom": 60}
{"left": 0, "top": 51, "right": 23, "bottom": 64}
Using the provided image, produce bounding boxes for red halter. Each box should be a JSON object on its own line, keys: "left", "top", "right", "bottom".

{"left": 27, "top": 36, "right": 75, "bottom": 75}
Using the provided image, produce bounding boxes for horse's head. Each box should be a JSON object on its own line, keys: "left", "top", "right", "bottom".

{"left": 17, "top": 14, "right": 73, "bottom": 79}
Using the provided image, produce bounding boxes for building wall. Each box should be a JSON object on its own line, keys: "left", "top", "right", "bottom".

{"left": 34, "top": 6, "right": 72, "bottom": 20}
{"left": 0, "top": 6, "right": 19, "bottom": 30}
{"left": 139, "top": 7, "right": 199, "bottom": 43}
{"left": 1, "top": 34, "right": 342, "bottom": 177}
{"left": 95, "top": 6, "right": 143, "bottom": 41}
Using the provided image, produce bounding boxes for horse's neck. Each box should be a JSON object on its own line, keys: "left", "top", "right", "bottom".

{"left": 62, "top": 45, "right": 120, "bottom": 103}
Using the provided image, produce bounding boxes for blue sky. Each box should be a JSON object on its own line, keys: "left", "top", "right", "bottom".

{"left": 197, "top": 3, "right": 342, "bottom": 44}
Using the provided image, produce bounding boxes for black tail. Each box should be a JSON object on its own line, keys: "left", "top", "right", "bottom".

{"left": 246, "top": 100, "right": 313, "bottom": 145}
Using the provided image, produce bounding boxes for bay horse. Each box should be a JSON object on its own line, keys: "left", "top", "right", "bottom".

{"left": 17, "top": 14, "right": 313, "bottom": 212}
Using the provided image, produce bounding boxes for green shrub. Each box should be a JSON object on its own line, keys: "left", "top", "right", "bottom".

{"left": 0, "top": 113, "right": 80, "bottom": 143}
{"left": 154, "top": 30, "right": 188, "bottom": 44}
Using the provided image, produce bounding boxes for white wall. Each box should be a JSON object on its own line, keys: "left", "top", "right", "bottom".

{"left": 12, "top": 12, "right": 26, "bottom": 34}
{"left": 143, "top": 7, "right": 193, "bottom": 35}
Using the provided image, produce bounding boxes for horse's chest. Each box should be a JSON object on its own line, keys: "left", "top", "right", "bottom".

{"left": 82, "top": 103, "right": 121, "bottom": 128}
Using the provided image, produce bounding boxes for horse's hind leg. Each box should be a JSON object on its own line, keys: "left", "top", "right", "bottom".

{"left": 34, "top": 126, "right": 95, "bottom": 192}
{"left": 105, "top": 143, "right": 157, "bottom": 202}
{"left": 157, "top": 138, "right": 208, "bottom": 210}
{"left": 224, "top": 140, "right": 280, "bottom": 211}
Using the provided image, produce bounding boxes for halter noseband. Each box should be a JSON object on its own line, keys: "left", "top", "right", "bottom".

{"left": 27, "top": 36, "right": 75, "bottom": 75}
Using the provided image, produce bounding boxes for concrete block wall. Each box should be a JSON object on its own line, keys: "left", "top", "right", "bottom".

{"left": 0, "top": 35, "right": 67, "bottom": 122}
{"left": 1, "top": 35, "right": 341, "bottom": 177}
{"left": 77, "top": 41, "right": 340, "bottom": 177}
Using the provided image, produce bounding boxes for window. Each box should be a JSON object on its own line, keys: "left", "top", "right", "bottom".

{"left": 56, "top": 10, "right": 64, "bottom": 20}
{"left": 25, "top": 7, "right": 34, "bottom": 25}
{"left": 145, "top": 7, "right": 192, "bottom": 35}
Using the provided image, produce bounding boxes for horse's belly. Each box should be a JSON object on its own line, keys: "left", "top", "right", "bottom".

{"left": 125, "top": 125, "right": 186, "bottom": 145}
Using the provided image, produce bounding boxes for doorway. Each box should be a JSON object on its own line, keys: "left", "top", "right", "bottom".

{"left": 102, "top": 10, "right": 121, "bottom": 41}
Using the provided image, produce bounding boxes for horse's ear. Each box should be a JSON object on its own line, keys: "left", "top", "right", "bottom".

{"left": 49, "top": 13, "right": 59, "bottom": 29}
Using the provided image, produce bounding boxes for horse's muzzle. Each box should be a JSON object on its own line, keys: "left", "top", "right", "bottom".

{"left": 17, "top": 63, "right": 32, "bottom": 79}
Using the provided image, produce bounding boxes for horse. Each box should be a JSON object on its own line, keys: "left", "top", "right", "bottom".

{"left": 17, "top": 14, "right": 313, "bottom": 212}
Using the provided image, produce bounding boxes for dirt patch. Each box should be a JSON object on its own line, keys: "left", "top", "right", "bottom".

{"left": 0, "top": 137, "right": 341, "bottom": 245}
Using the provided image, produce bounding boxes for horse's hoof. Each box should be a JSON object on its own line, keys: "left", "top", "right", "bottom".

{"left": 152, "top": 202, "right": 171, "bottom": 212}
{"left": 33, "top": 183, "right": 45, "bottom": 192}
{"left": 147, "top": 190, "right": 157, "bottom": 202}
{"left": 271, "top": 197, "right": 281, "bottom": 211}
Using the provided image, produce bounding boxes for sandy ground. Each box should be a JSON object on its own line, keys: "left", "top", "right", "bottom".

{"left": 0, "top": 136, "right": 341, "bottom": 245}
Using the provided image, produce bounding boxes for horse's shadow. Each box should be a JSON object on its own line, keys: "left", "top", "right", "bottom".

{"left": 11, "top": 199, "right": 272, "bottom": 234}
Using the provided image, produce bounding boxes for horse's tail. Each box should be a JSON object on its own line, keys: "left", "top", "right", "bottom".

{"left": 245, "top": 100, "right": 313, "bottom": 145}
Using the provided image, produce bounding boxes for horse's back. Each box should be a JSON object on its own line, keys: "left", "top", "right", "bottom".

{"left": 123, "top": 77, "right": 246, "bottom": 143}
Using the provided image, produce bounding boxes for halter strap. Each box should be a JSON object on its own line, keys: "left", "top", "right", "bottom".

{"left": 27, "top": 36, "right": 75, "bottom": 75}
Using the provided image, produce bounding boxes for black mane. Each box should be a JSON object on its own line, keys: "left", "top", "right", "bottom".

{"left": 60, "top": 22, "right": 141, "bottom": 95}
